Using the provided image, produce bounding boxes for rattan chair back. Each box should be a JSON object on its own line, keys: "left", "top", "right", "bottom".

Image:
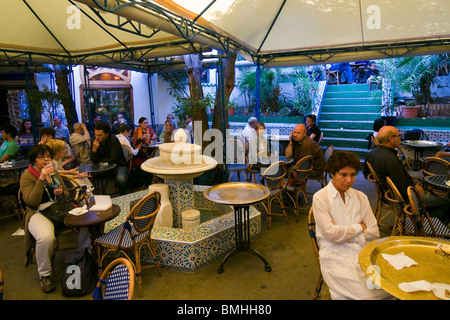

{"left": 92, "top": 258, "right": 135, "bottom": 300}
{"left": 307, "top": 206, "right": 324, "bottom": 300}
{"left": 422, "top": 157, "right": 450, "bottom": 176}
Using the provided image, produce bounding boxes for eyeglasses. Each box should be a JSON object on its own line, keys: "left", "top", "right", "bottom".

{"left": 435, "top": 245, "right": 450, "bottom": 258}
{"left": 37, "top": 154, "right": 51, "bottom": 160}
{"left": 392, "top": 134, "right": 402, "bottom": 138}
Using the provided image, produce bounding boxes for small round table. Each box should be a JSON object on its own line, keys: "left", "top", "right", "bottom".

{"left": 64, "top": 204, "right": 121, "bottom": 241}
{"left": 204, "top": 182, "right": 270, "bottom": 274}
{"left": 401, "top": 140, "right": 443, "bottom": 171}
{"left": 424, "top": 174, "right": 450, "bottom": 197}
{"left": 78, "top": 163, "right": 117, "bottom": 194}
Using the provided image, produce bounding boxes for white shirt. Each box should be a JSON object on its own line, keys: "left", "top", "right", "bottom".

{"left": 117, "top": 134, "right": 139, "bottom": 156}
{"left": 312, "top": 181, "right": 391, "bottom": 300}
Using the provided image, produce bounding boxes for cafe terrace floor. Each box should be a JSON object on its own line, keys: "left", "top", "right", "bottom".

{"left": 0, "top": 171, "right": 394, "bottom": 300}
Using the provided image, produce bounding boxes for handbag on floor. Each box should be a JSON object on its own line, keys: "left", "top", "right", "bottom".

{"left": 61, "top": 248, "right": 98, "bottom": 297}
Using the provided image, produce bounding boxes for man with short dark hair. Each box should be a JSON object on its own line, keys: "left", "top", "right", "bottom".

{"left": 0, "top": 124, "right": 19, "bottom": 163}
{"left": 306, "top": 115, "right": 322, "bottom": 144}
{"left": 91, "top": 122, "right": 128, "bottom": 195}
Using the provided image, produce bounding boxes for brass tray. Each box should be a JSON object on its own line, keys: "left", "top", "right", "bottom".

{"left": 359, "top": 236, "right": 450, "bottom": 300}
{"left": 203, "top": 182, "right": 270, "bottom": 206}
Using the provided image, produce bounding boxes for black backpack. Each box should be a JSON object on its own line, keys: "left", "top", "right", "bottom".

{"left": 61, "top": 248, "right": 98, "bottom": 296}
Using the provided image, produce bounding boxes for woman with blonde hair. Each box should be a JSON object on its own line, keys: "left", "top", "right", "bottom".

{"left": 46, "top": 139, "right": 91, "bottom": 186}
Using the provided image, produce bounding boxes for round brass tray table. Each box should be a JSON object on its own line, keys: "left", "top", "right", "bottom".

{"left": 359, "top": 236, "right": 450, "bottom": 300}
{"left": 204, "top": 182, "right": 270, "bottom": 274}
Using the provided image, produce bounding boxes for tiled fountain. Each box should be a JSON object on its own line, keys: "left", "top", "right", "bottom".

{"left": 105, "top": 131, "right": 263, "bottom": 272}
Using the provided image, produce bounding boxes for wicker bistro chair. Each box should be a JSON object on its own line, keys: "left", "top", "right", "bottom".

{"left": 225, "top": 138, "right": 250, "bottom": 182}
{"left": 92, "top": 258, "right": 135, "bottom": 300}
{"left": 284, "top": 155, "right": 313, "bottom": 222}
{"left": 0, "top": 268, "right": 3, "bottom": 300}
{"left": 259, "top": 161, "right": 288, "bottom": 229}
{"left": 365, "top": 162, "right": 395, "bottom": 229}
{"left": 307, "top": 207, "right": 325, "bottom": 300}
{"left": 396, "top": 146, "right": 423, "bottom": 182}
{"left": 404, "top": 186, "right": 450, "bottom": 240}
{"left": 94, "top": 191, "right": 162, "bottom": 298}
{"left": 384, "top": 177, "right": 414, "bottom": 236}
{"left": 422, "top": 157, "right": 450, "bottom": 195}
{"left": 308, "top": 145, "right": 334, "bottom": 189}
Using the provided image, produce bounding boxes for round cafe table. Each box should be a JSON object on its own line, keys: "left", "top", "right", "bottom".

{"left": 204, "top": 182, "right": 270, "bottom": 274}
{"left": 401, "top": 140, "right": 443, "bottom": 170}
{"left": 64, "top": 204, "right": 120, "bottom": 242}
{"left": 359, "top": 236, "right": 450, "bottom": 300}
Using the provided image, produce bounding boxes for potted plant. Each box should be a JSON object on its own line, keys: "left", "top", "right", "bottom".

{"left": 381, "top": 55, "right": 449, "bottom": 118}
{"left": 402, "top": 100, "right": 420, "bottom": 119}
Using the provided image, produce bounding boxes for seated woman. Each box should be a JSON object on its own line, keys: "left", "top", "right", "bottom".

{"left": 132, "top": 117, "right": 157, "bottom": 158}
{"left": 16, "top": 119, "right": 35, "bottom": 145}
{"left": 46, "top": 139, "right": 92, "bottom": 187}
{"left": 312, "top": 150, "right": 393, "bottom": 300}
{"left": 20, "top": 145, "right": 90, "bottom": 293}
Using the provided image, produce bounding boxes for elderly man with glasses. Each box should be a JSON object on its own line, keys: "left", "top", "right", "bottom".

{"left": 363, "top": 126, "right": 450, "bottom": 224}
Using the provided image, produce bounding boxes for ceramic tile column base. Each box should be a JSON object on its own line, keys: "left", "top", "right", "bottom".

{"left": 165, "top": 179, "right": 194, "bottom": 228}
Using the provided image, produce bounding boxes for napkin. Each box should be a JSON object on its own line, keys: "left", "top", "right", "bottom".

{"left": 69, "top": 205, "right": 88, "bottom": 216}
{"left": 381, "top": 252, "right": 418, "bottom": 270}
{"left": 89, "top": 195, "right": 112, "bottom": 211}
{"left": 399, "top": 280, "right": 434, "bottom": 293}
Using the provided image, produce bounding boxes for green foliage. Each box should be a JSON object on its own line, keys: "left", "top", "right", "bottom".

{"left": 26, "top": 84, "right": 70, "bottom": 126}
{"left": 162, "top": 71, "right": 212, "bottom": 122}
{"left": 291, "top": 67, "right": 319, "bottom": 115}
{"left": 382, "top": 54, "right": 449, "bottom": 105}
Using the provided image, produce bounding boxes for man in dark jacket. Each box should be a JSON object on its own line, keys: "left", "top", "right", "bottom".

{"left": 91, "top": 122, "right": 128, "bottom": 195}
{"left": 363, "top": 126, "right": 449, "bottom": 224}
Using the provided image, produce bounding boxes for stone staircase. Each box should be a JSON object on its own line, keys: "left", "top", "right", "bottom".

{"left": 319, "top": 83, "right": 382, "bottom": 159}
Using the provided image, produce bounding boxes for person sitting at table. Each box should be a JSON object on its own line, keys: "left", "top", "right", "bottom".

{"left": 329, "top": 62, "right": 355, "bottom": 84}
{"left": 285, "top": 123, "right": 325, "bottom": 180}
{"left": 365, "top": 118, "right": 386, "bottom": 149}
{"left": 90, "top": 122, "right": 128, "bottom": 195}
{"left": 313, "top": 150, "right": 394, "bottom": 300}
{"left": 46, "top": 139, "right": 92, "bottom": 187}
{"left": 305, "top": 114, "right": 322, "bottom": 144}
{"left": 53, "top": 115, "right": 70, "bottom": 143}
{"left": 0, "top": 124, "right": 19, "bottom": 163}
{"left": 39, "top": 127, "right": 76, "bottom": 168}
{"left": 435, "top": 141, "right": 450, "bottom": 158}
{"left": 118, "top": 124, "right": 139, "bottom": 157}
{"left": 255, "top": 122, "right": 268, "bottom": 157}
{"left": 364, "top": 62, "right": 381, "bottom": 91}
{"left": 133, "top": 117, "right": 157, "bottom": 155}
{"left": 241, "top": 117, "right": 258, "bottom": 149}
{"left": 69, "top": 122, "right": 91, "bottom": 164}
{"left": 111, "top": 113, "right": 130, "bottom": 135}
{"left": 20, "top": 144, "right": 90, "bottom": 293}
{"left": 163, "top": 119, "right": 177, "bottom": 143}
{"left": 158, "top": 114, "right": 176, "bottom": 142}
{"left": 363, "top": 126, "right": 450, "bottom": 224}
{"left": 15, "top": 119, "right": 34, "bottom": 145}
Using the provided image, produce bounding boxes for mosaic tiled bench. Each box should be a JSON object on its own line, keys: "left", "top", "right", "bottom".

{"left": 106, "top": 186, "right": 262, "bottom": 272}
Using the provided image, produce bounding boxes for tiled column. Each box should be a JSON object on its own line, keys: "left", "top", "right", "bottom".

{"left": 165, "top": 179, "right": 194, "bottom": 228}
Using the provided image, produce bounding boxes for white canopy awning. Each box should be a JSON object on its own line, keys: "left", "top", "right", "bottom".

{"left": 1, "top": 0, "right": 449, "bottom": 70}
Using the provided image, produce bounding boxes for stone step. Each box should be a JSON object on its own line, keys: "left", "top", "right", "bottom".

{"left": 321, "top": 105, "right": 381, "bottom": 113}
{"left": 319, "top": 120, "right": 373, "bottom": 130}
{"left": 320, "top": 128, "right": 371, "bottom": 139}
{"left": 325, "top": 90, "right": 379, "bottom": 98}
{"left": 320, "top": 112, "right": 380, "bottom": 121}
{"left": 322, "top": 136, "right": 369, "bottom": 149}
{"left": 323, "top": 97, "right": 379, "bottom": 105}
{"left": 326, "top": 83, "right": 369, "bottom": 92}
